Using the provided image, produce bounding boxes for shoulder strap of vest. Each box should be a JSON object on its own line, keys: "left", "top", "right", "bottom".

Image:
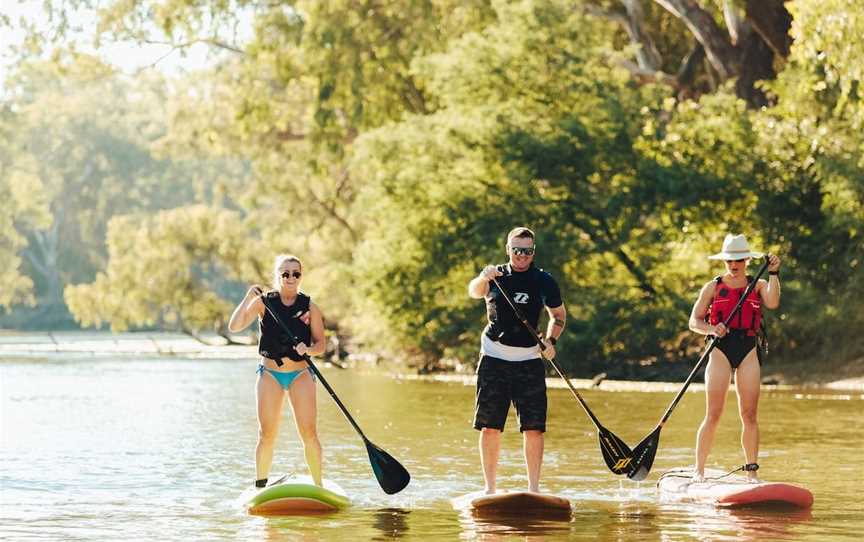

{"left": 296, "top": 292, "right": 311, "bottom": 313}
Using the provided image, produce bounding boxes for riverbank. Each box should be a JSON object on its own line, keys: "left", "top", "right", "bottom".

{"left": 2, "top": 330, "right": 862, "bottom": 391}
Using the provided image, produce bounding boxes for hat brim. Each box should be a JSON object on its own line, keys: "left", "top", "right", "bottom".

{"left": 708, "top": 251, "right": 764, "bottom": 260}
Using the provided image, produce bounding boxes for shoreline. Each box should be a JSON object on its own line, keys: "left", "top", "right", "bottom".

{"left": 2, "top": 330, "right": 863, "bottom": 392}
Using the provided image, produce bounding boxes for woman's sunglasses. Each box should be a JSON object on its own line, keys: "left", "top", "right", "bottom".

{"left": 281, "top": 271, "right": 302, "bottom": 279}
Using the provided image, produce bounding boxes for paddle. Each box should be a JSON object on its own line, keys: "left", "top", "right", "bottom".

{"left": 627, "top": 257, "right": 771, "bottom": 481}
{"left": 489, "top": 276, "right": 634, "bottom": 476}
{"left": 257, "top": 293, "right": 411, "bottom": 495}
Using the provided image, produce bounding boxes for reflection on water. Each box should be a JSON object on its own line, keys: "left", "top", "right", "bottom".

{"left": 1, "top": 353, "right": 861, "bottom": 541}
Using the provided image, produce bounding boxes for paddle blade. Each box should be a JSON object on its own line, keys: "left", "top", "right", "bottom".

{"left": 627, "top": 427, "right": 661, "bottom": 481}
{"left": 598, "top": 426, "right": 635, "bottom": 475}
{"left": 366, "top": 439, "right": 411, "bottom": 494}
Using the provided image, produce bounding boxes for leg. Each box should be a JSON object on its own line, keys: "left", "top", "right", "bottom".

{"left": 287, "top": 370, "right": 322, "bottom": 486}
{"left": 735, "top": 350, "right": 761, "bottom": 481}
{"left": 523, "top": 430, "right": 544, "bottom": 492}
{"left": 473, "top": 356, "right": 510, "bottom": 494}
{"left": 695, "top": 352, "right": 732, "bottom": 477}
{"left": 480, "top": 428, "right": 502, "bottom": 494}
{"left": 256, "top": 369, "right": 286, "bottom": 481}
{"left": 513, "top": 358, "right": 547, "bottom": 492}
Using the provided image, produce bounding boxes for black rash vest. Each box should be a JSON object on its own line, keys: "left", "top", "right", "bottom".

{"left": 484, "top": 264, "right": 563, "bottom": 348}
{"left": 258, "top": 291, "right": 313, "bottom": 361}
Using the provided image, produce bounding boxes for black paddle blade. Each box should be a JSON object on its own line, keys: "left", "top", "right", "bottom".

{"left": 366, "top": 439, "right": 411, "bottom": 495}
{"left": 598, "top": 426, "right": 635, "bottom": 475}
{"left": 627, "top": 427, "right": 661, "bottom": 481}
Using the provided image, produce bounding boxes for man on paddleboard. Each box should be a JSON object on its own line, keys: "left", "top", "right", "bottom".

{"left": 688, "top": 234, "right": 781, "bottom": 482}
{"left": 468, "top": 227, "right": 566, "bottom": 494}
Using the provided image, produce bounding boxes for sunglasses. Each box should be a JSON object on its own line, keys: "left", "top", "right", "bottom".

{"left": 511, "top": 246, "right": 535, "bottom": 256}
{"left": 281, "top": 271, "right": 302, "bottom": 279}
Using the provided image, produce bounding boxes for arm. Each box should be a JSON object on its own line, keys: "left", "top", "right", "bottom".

{"left": 541, "top": 303, "right": 566, "bottom": 360}
{"left": 227, "top": 286, "right": 265, "bottom": 333}
{"left": 760, "top": 254, "right": 781, "bottom": 309}
{"left": 688, "top": 281, "right": 727, "bottom": 337}
{"left": 468, "top": 265, "right": 502, "bottom": 299}
{"left": 545, "top": 303, "right": 566, "bottom": 342}
{"left": 295, "top": 303, "right": 327, "bottom": 357}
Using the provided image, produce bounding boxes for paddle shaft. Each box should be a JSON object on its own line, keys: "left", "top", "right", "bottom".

{"left": 653, "top": 257, "right": 771, "bottom": 428}
{"left": 488, "top": 276, "right": 606, "bottom": 431}
{"left": 257, "top": 295, "right": 370, "bottom": 442}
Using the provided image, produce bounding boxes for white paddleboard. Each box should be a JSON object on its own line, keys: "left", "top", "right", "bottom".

{"left": 658, "top": 468, "right": 814, "bottom": 508}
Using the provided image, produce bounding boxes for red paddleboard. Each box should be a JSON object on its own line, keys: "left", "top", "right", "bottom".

{"left": 658, "top": 468, "right": 814, "bottom": 508}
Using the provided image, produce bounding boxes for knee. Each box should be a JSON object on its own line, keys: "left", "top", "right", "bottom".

{"left": 297, "top": 423, "right": 319, "bottom": 444}
{"left": 740, "top": 408, "right": 758, "bottom": 426}
{"left": 704, "top": 408, "right": 724, "bottom": 426}
{"left": 258, "top": 426, "right": 278, "bottom": 445}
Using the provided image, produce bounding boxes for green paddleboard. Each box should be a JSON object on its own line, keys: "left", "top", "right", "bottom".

{"left": 245, "top": 476, "right": 350, "bottom": 515}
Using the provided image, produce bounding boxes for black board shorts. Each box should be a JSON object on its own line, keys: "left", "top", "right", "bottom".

{"left": 473, "top": 355, "right": 547, "bottom": 433}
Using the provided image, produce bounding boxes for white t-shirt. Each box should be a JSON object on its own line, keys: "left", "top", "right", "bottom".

{"left": 480, "top": 333, "right": 541, "bottom": 362}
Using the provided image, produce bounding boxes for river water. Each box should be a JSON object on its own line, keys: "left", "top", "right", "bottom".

{"left": 1, "top": 352, "right": 861, "bottom": 541}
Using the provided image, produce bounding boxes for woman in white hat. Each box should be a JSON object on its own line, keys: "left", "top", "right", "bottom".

{"left": 687, "top": 234, "right": 781, "bottom": 482}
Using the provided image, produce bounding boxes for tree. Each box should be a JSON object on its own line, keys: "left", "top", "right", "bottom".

{"left": 592, "top": 0, "right": 794, "bottom": 106}
{"left": 65, "top": 205, "right": 264, "bottom": 340}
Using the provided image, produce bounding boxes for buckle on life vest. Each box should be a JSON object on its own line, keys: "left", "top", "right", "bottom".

{"left": 742, "top": 463, "right": 759, "bottom": 472}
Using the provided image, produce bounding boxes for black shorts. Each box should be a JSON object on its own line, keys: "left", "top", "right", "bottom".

{"left": 473, "top": 355, "right": 547, "bottom": 433}
{"left": 715, "top": 331, "right": 758, "bottom": 370}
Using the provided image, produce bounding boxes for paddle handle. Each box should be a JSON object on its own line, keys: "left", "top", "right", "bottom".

{"left": 655, "top": 257, "right": 771, "bottom": 427}
{"left": 488, "top": 276, "right": 605, "bottom": 431}
{"left": 258, "top": 297, "right": 370, "bottom": 442}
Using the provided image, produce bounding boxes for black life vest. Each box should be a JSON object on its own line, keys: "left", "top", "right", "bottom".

{"left": 484, "top": 264, "right": 550, "bottom": 348}
{"left": 258, "top": 291, "right": 312, "bottom": 361}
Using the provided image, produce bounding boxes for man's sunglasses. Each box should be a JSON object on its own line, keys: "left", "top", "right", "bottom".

{"left": 281, "top": 271, "right": 302, "bottom": 279}
{"left": 511, "top": 247, "right": 535, "bottom": 256}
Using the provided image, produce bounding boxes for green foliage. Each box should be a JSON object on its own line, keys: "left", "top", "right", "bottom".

{"left": 4, "top": 0, "right": 862, "bottom": 373}
{"left": 64, "top": 205, "right": 261, "bottom": 334}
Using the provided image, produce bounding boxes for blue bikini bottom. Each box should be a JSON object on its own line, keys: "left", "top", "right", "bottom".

{"left": 256, "top": 364, "right": 314, "bottom": 390}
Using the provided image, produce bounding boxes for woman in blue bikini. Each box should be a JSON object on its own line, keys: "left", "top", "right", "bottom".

{"left": 228, "top": 254, "right": 327, "bottom": 488}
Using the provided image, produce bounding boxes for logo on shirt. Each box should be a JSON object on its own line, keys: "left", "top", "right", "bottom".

{"left": 513, "top": 292, "right": 530, "bottom": 304}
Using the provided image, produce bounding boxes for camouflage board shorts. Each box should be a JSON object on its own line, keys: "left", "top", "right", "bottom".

{"left": 473, "top": 355, "right": 547, "bottom": 433}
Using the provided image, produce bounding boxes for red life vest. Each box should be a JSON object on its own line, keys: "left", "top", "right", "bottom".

{"left": 708, "top": 275, "right": 762, "bottom": 336}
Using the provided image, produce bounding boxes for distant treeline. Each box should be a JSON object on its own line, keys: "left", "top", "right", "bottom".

{"left": 2, "top": 0, "right": 861, "bottom": 376}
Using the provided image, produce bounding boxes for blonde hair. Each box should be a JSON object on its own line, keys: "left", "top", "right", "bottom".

{"left": 272, "top": 254, "right": 302, "bottom": 289}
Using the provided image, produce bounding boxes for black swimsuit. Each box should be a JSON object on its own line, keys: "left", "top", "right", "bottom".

{"left": 715, "top": 330, "right": 758, "bottom": 369}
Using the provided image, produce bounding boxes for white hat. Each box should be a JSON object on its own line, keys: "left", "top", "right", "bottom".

{"left": 708, "top": 234, "right": 764, "bottom": 260}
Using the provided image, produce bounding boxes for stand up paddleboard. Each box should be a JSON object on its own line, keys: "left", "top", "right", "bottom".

{"left": 658, "top": 468, "right": 814, "bottom": 509}
{"left": 453, "top": 491, "right": 572, "bottom": 519}
{"left": 242, "top": 475, "right": 350, "bottom": 515}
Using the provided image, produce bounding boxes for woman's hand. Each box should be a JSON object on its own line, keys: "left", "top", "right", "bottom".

{"left": 712, "top": 322, "right": 728, "bottom": 338}
{"left": 294, "top": 342, "right": 309, "bottom": 356}
{"left": 247, "top": 285, "right": 264, "bottom": 298}
{"left": 767, "top": 254, "right": 781, "bottom": 273}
